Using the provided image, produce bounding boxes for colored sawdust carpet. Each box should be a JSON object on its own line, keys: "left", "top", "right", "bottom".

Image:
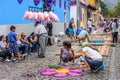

{"left": 22, "top": 66, "right": 84, "bottom": 78}
{"left": 40, "top": 66, "right": 83, "bottom": 78}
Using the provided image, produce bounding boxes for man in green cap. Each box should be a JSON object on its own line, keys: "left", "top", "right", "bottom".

{"left": 81, "top": 42, "right": 103, "bottom": 73}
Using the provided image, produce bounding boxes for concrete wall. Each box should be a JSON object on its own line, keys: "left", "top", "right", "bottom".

{"left": 0, "top": 23, "right": 65, "bottom": 36}
{"left": 0, "top": 0, "right": 70, "bottom": 25}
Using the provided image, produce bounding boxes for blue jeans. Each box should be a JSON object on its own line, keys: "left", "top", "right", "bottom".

{"left": 62, "top": 56, "right": 73, "bottom": 62}
{"left": 89, "top": 27, "right": 92, "bottom": 33}
{"left": 0, "top": 50, "right": 11, "bottom": 59}
{"left": 31, "top": 42, "right": 37, "bottom": 52}
{"left": 22, "top": 43, "right": 29, "bottom": 54}
{"left": 85, "top": 56, "right": 103, "bottom": 70}
{"left": 19, "top": 46, "right": 25, "bottom": 54}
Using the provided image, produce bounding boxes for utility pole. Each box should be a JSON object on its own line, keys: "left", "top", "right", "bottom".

{"left": 98, "top": 0, "right": 100, "bottom": 20}
{"left": 98, "top": 0, "right": 101, "bottom": 27}
{"left": 107, "top": 0, "right": 109, "bottom": 18}
{"left": 64, "top": 10, "right": 67, "bottom": 32}
{"left": 77, "top": 0, "right": 80, "bottom": 28}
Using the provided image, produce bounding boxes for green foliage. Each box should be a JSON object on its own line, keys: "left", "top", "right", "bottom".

{"left": 108, "top": 2, "right": 120, "bottom": 17}
{"left": 100, "top": 1, "right": 109, "bottom": 18}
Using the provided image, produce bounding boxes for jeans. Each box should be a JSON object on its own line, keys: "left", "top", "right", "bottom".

{"left": 85, "top": 56, "right": 103, "bottom": 70}
{"left": 19, "top": 46, "right": 25, "bottom": 54}
{"left": 89, "top": 27, "right": 92, "bottom": 33}
{"left": 31, "top": 42, "right": 38, "bottom": 52}
{"left": 22, "top": 43, "right": 29, "bottom": 54}
{"left": 112, "top": 32, "right": 118, "bottom": 43}
{"left": 48, "top": 37, "right": 52, "bottom": 45}
{"left": 0, "top": 50, "right": 11, "bottom": 59}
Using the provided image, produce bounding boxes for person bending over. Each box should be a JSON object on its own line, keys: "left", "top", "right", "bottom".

{"left": 80, "top": 42, "right": 103, "bottom": 73}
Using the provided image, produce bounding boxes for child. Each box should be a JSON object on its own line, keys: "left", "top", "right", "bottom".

{"left": 8, "top": 26, "right": 21, "bottom": 61}
{"left": 0, "top": 35, "right": 11, "bottom": 61}
{"left": 81, "top": 42, "right": 103, "bottom": 73}
{"left": 59, "top": 41, "right": 80, "bottom": 65}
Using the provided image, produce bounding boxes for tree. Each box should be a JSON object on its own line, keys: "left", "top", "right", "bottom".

{"left": 108, "top": 2, "right": 120, "bottom": 18}
{"left": 100, "top": 1, "right": 109, "bottom": 18}
{"left": 114, "top": 2, "right": 120, "bottom": 17}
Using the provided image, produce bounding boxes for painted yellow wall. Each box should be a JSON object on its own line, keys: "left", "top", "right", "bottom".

{"left": 80, "top": 8, "right": 87, "bottom": 28}
{"left": 85, "top": 0, "right": 95, "bottom": 6}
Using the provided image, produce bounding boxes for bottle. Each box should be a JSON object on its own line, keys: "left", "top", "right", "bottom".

{"left": 80, "top": 56, "right": 85, "bottom": 62}
{"left": 55, "top": 36, "right": 58, "bottom": 43}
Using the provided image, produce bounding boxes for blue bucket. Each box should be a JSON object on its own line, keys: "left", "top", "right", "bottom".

{"left": 100, "top": 62, "right": 105, "bottom": 70}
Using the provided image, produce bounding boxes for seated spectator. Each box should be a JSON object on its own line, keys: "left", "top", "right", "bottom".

{"left": 20, "top": 32, "right": 32, "bottom": 54}
{"left": 65, "top": 27, "right": 70, "bottom": 36}
{"left": 0, "top": 35, "right": 11, "bottom": 61}
{"left": 17, "top": 40, "right": 27, "bottom": 60}
{"left": 27, "top": 32, "right": 38, "bottom": 52}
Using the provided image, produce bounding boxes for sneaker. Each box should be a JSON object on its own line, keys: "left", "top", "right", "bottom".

{"left": 5, "top": 59, "right": 11, "bottom": 62}
{"left": 64, "top": 63, "right": 68, "bottom": 66}
{"left": 91, "top": 67, "right": 100, "bottom": 73}
{"left": 38, "top": 55, "right": 45, "bottom": 58}
{"left": 22, "top": 54, "right": 27, "bottom": 60}
{"left": 11, "top": 58, "right": 16, "bottom": 62}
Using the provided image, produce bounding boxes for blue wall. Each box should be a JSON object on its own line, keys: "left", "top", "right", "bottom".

{"left": 0, "top": 0, "right": 70, "bottom": 25}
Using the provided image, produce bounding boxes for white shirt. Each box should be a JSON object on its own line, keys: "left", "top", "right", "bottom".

{"left": 78, "top": 30, "right": 89, "bottom": 38}
{"left": 35, "top": 24, "right": 47, "bottom": 35}
{"left": 0, "top": 41, "right": 7, "bottom": 52}
{"left": 87, "top": 20, "right": 92, "bottom": 28}
{"left": 17, "top": 40, "right": 22, "bottom": 45}
{"left": 83, "top": 47, "right": 103, "bottom": 60}
{"left": 112, "top": 22, "right": 118, "bottom": 32}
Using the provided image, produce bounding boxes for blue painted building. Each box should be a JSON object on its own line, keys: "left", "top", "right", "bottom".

{"left": 0, "top": 0, "right": 70, "bottom": 25}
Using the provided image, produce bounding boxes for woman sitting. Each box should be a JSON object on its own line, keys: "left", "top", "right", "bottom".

{"left": 0, "top": 35, "right": 11, "bottom": 61}
{"left": 20, "top": 32, "right": 32, "bottom": 54}
{"left": 27, "top": 32, "right": 38, "bottom": 52}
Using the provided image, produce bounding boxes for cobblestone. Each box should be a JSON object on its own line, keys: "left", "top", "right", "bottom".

{"left": 0, "top": 43, "right": 120, "bottom": 80}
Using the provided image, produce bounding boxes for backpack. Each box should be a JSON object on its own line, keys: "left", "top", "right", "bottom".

{"left": 65, "top": 28, "right": 70, "bottom": 35}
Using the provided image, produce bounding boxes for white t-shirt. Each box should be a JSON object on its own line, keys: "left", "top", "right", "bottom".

{"left": 112, "top": 22, "right": 118, "bottom": 32}
{"left": 0, "top": 41, "right": 7, "bottom": 52}
{"left": 87, "top": 21, "right": 92, "bottom": 28}
{"left": 35, "top": 24, "right": 47, "bottom": 35}
{"left": 78, "top": 30, "right": 89, "bottom": 38}
{"left": 17, "top": 40, "right": 22, "bottom": 45}
{"left": 83, "top": 47, "right": 103, "bottom": 60}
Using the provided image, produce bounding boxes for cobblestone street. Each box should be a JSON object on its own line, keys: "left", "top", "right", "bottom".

{"left": 0, "top": 43, "right": 120, "bottom": 80}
